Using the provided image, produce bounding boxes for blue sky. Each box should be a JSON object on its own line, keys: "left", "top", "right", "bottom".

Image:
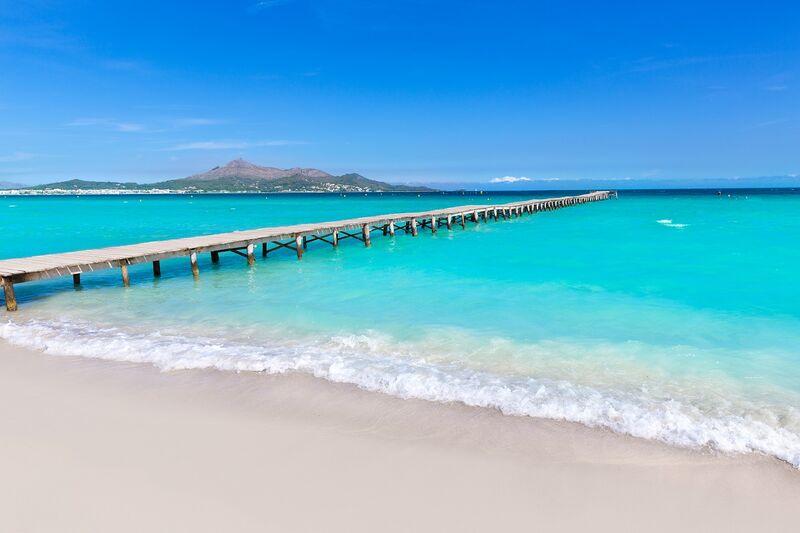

{"left": 0, "top": 0, "right": 798, "bottom": 186}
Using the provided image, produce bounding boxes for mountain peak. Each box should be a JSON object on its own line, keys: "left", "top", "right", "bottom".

{"left": 224, "top": 158, "right": 256, "bottom": 167}
{"left": 184, "top": 160, "right": 333, "bottom": 182}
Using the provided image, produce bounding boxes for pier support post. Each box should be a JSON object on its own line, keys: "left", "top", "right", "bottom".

{"left": 362, "top": 224, "right": 372, "bottom": 246}
{"left": 459, "top": 214, "right": 466, "bottom": 228}
{"left": 446, "top": 215, "right": 452, "bottom": 230}
{"left": 121, "top": 264, "right": 130, "bottom": 287}
{"left": 73, "top": 273, "right": 81, "bottom": 286}
{"left": 262, "top": 243, "right": 268, "bottom": 257}
{"left": 411, "top": 219, "right": 418, "bottom": 236}
{"left": 388, "top": 222, "right": 395, "bottom": 236}
{"left": 2, "top": 277, "right": 17, "bottom": 312}
{"left": 295, "top": 236, "right": 304, "bottom": 259}
{"left": 247, "top": 243, "right": 255, "bottom": 266}
{"left": 190, "top": 253, "right": 199, "bottom": 279}
{"left": 332, "top": 230, "right": 339, "bottom": 247}
{"left": 303, "top": 236, "right": 308, "bottom": 250}
{"left": 153, "top": 260, "right": 161, "bottom": 277}
{"left": 472, "top": 211, "right": 479, "bottom": 223}
{"left": 211, "top": 251, "right": 220, "bottom": 264}
{"left": 431, "top": 217, "right": 437, "bottom": 233}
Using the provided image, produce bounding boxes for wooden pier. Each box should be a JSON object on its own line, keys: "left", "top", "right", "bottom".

{"left": 0, "top": 191, "right": 612, "bottom": 311}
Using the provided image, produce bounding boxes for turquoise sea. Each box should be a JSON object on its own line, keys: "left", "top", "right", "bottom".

{"left": 2, "top": 190, "right": 800, "bottom": 467}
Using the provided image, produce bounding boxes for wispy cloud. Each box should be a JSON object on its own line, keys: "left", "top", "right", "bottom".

{"left": 99, "top": 58, "right": 151, "bottom": 74}
{"left": 626, "top": 55, "right": 713, "bottom": 73}
{"left": 754, "top": 118, "right": 789, "bottom": 128}
{"left": 251, "top": 0, "right": 293, "bottom": 11}
{"left": 765, "top": 85, "right": 788, "bottom": 92}
{"left": 163, "top": 139, "right": 306, "bottom": 151}
{"left": 172, "top": 118, "right": 224, "bottom": 127}
{"left": 0, "top": 151, "right": 35, "bottom": 163}
{"left": 0, "top": 23, "right": 80, "bottom": 52}
{"left": 490, "top": 176, "right": 532, "bottom": 183}
{"left": 621, "top": 53, "right": 768, "bottom": 75}
{"left": 67, "top": 117, "right": 146, "bottom": 132}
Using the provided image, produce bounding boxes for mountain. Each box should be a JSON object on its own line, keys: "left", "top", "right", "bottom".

{"left": 13, "top": 160, "right": 437, "bottom": 193}
{"left": 25, "top": 179, "right": 144, "bottom": 191}
{"left": 0, "top": 181, "right": 25, "bottom": 189}
{"left": 182, "top": 158, "right": 333, "bottom": 182}
{"left": 157, "top": 159, "right": 430, "bottom": 192}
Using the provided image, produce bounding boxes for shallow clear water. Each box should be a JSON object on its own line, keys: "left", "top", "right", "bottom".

{"left": 2, "top": 190, "right": 800, "bottom": 466}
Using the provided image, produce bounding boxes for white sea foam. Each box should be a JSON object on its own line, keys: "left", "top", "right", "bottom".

{"left": 2, "top": 318, "right": 799, "bottom": 468}
{"left": 657, "top": 219, "right": 689, "bottom": 228}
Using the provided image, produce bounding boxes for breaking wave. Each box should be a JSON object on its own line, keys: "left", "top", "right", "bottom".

{"left": 1, "top": 317, "right": 799, "bottom": 468}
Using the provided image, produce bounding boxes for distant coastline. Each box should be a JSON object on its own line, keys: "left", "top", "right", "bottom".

{"left": 1, "top": 159, "right": 437, "bottom": 195}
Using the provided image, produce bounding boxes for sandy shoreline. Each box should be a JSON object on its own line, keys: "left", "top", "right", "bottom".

{"left": 1, "top": 339, "right": 799, "bottom": 532}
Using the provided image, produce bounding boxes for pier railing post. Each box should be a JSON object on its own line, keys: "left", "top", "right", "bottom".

{"left": 2, "top": 277, "right": 17, "bottom": 312}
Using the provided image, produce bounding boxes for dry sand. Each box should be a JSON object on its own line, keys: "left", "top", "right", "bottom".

{"left": 1, "top": 339, "right": 799, "bottom": 532}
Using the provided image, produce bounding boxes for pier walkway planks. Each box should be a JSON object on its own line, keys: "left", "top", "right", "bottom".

{"left": 1, "top": 191, "right": 612, "bottom": 310}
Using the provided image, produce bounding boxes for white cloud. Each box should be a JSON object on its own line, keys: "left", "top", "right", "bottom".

{"left": 67, "top": 117, "right": 145, "bottom": 132}
{"left": 490, "top": 176, "right": 532, "bottom": 183}
{"left": 115, "top": 122, "right": 146, "bottom": 132}
{"left": 173, "top": 118, "right": 223, "bottom": 127}
{"left": 0, "top": 152, "right": 35, "bottom": 163}
{"left": 252, "top": 0, "right": 292, "bottom": 10}
{"left": 163, "top": 139, "right": 306, "bottom": 151}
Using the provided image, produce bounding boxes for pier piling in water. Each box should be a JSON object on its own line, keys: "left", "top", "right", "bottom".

{"left": 1, "top": 278, "right": 16, "bottom": 312}
{"left": 0, "top": 192, "right": 612, "bottom": 310}
{"left": 247, "top": 244, "right": 255, "bottom": 266}
{"left": 190, "top": 253, "right": 199, "bottom": 278}
{"left": 362, "top": 224, "right": 371, "bottom": 247}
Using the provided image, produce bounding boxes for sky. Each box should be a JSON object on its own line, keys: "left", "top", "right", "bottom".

{"left": 0, "top": 0, "right": 798, "bottom": 187}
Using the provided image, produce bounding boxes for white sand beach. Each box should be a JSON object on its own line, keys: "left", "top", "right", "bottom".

{"left": 2, "top": 339, "right": 799, "bottom": 533}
